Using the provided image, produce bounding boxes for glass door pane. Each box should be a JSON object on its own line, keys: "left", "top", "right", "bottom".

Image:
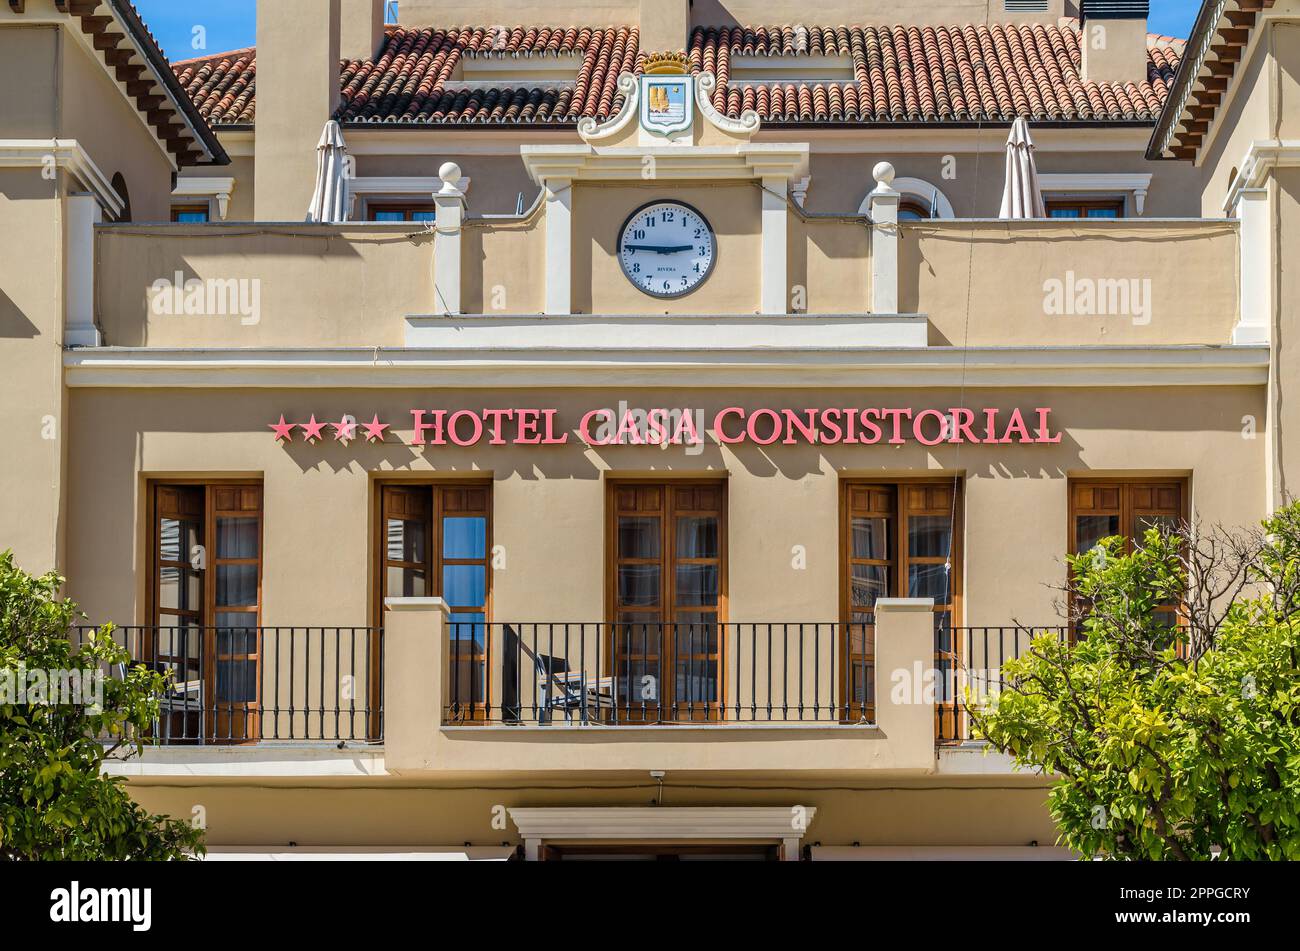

{"left": 153, "top": 485, "right": 205, "bottom": 742}
{"left": 438, "top": 486, "right": 491, "bottom": 718}
{"left": 613, "top": 485, "right": 665, "bottom": 721}
{"left": 209, "top": 485, "right": 262, "bottom": 742}
{"left": 843, "top": 485, "right": 894, "bottom": 722}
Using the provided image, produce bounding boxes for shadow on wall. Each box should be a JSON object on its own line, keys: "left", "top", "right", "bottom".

{"left": 0, "top": 288, "right": 39, "bottom": 339}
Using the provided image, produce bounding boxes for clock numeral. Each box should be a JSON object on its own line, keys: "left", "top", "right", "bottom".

{"left": 661, "top": 210, "right": 675, "bottom": 223}
{"left": 632, "top": 229, "right": 646, "bottom": 241}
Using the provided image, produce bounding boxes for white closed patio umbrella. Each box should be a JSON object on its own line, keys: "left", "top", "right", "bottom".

{"left": 998, "top": 116, "right": 1046, "bottom": 219}
{"left": 306, "top": 120, "right": 350, "bottom": 223}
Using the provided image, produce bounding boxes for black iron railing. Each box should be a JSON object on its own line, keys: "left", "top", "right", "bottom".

{"left": 72, "top": 626, "right": 383, "bottom": 745}
{"left": 936, "top": 626, "right": 1070, "bottom": 743}
{"left": 445, "top": 621, "right": 874, "bottom": 725}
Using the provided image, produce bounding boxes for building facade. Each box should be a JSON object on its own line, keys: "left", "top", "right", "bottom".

{"left": 0, "top": 0, "right": 1295, "bottom": 860}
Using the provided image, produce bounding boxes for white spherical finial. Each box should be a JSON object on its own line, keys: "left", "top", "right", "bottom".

{"left": 872, "top": 161, "right": 896, "bottom": 187}
{"left": 438, "top": 161, "right": 462, "bottom": 186}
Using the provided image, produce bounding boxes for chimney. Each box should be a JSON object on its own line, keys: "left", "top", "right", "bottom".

{"left": 341, "top": 0, "right": 386, "bottom": 61}
{"left": 1079, "top": 0, "right": 1151, "bottom": 85}
{"left": 639, "top": 0, "right": 689, "bottom": 53}
{"left": 254, "top": 0, "right": 342, "bottom": 220}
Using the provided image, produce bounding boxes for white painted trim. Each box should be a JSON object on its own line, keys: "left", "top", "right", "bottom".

{"left": 205, "top": 847, "right": 513, "bottom": 861}
{"left": 755, "top": 126, "right": 1155, "bottom": 154}
{"left": 348, "top": 175, "right": 471, "bottom": 221}
{"left": 760, "top": 175, "right": 788, "bottom": 313}
{"left": 62, "top": 345, "right": 1269, "bottom": 389}
{"left": 577, "top": 72, "right": 638, "bottom": 142}
{"left": 65, "top": 193, "right": 102, "bottom": 347}
{"left": 508, "top": 806, "right": 815, "bottom": 861}
{"left": 0, "top": 139, "right": 123, "bottom": 216}
{"left": 172, "top": 176, "right": 236, "bottom": 220}
{"left": 1222, "top": 139, "right": 1300, "bottom": 213}
{"left": 810, "top": 846, "right": 1074, "bottom": 861}
{"left": 1037, "top": 172, "right": 1153, "bottom": 215}
{"left": 522, "top": 143, "right": 809, "bottom": 184}
{"left": 543, "top": 179, "right": 572, "bottom": 314}
{"left": 860, "top": 176, "right": 954, "bottom": 219}
{"left": 868, "top": 164, "right": 900, "bottom": 313}
{"left": 406, "top": 313, "right": 928, "bottom": 350}
{"left": 432, "top": 166, "right": 466, "bottom": 314}
{"left": 1234, "top": 187, "right": 1272, "bottom": 345}
{"left": 101, "top": 746, "right": 387, "bottom": 778}
{"left": 696, "top": 72, "right": 761, "bottom": 135}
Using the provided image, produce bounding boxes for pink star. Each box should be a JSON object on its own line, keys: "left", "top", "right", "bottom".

{"left": 269, "top": 415, "right": 296, "bottom": 443}
{"left": 299, "top": 415, "right": 326, "bottom": 443}
{"left": 332, "top": 416, "right": 358, "bottom": 443}
{"left": 362, "top": 414, "right": 390, "bottom": 443}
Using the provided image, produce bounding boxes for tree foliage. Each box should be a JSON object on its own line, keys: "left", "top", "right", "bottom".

{"left": 971, "top": 505, "right": 1300, "bottom": 860}
{"left": 0, "top": 551, "right": 205, "bottom": 860}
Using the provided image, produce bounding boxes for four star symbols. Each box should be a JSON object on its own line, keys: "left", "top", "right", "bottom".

{"left": 270, "top": 413, "right": 390, "bottom": 446}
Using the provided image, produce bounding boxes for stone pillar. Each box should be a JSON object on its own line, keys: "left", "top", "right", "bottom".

{"left": 760, "top": 175, "right": 788, "bottom": 315}
{"left": 544, "top": 178, "right": 572, "bottom": 315}
{"left": 874, "top": 598, "right": 937, "bottom": 770}
{"left": 1234, "top": 187, "right": 1272, "bottom": 345}
{"left": 869, "top": 161, "right": 900, "bottom": 315}
{"left": 382, "top": 597, "right": 448, "bottom": 772}
{"left": 433, "top": 162, "right": 465, "bottom": 315}
{"left": 65, "top": 192, "right": 101, "bottom": 347}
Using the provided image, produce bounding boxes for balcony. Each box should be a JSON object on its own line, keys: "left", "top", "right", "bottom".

{"left": 75, "top": 615, "right": 1077, "bottom": 772}
{"left": 84, "top": 216, "right": 1245, "bottom": 356}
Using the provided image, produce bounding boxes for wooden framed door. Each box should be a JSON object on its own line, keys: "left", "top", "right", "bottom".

{"left": 378, "top": 482, "right": 491, "bottom": 721}
{"left": 149, "top": 481, "right": 263, "bottom": 744}
{"left": 608, "top": 481, "right": 726, "bottom": 723}
{"left": 840, "top": 480, "right": 962, "bottom": 732}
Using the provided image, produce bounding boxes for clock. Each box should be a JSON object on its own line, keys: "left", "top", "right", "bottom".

{"left": 617, "top": 200, "right": 716, "bottom": 299}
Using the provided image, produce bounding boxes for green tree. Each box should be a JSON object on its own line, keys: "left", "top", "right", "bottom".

{"left": 0, "top": 550, "right": 205, "bottom": 860}
{"left": 970, "top": 505, "right": 1300, "bottom": 860}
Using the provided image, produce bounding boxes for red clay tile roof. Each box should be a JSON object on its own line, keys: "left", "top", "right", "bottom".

{"left": 173, "top": 20, "right": 1183, "bottom": 128}
{"left": 690, "top": 23, "right": 1183, "bottom": 123}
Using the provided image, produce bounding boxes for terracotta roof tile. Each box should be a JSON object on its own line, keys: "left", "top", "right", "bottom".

{"left": 688, "top": 21, "right": 1183, "bottom": 123}
{"left": 173, "top": 19, "right": 1182, "bottom": 127}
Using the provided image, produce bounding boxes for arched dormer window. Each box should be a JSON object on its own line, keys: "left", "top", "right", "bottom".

{"left": 858, "top": 176, "right": 955, "bottom": 220}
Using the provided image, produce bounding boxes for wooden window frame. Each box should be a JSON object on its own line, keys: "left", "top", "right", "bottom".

{"left": 146, "top": 479, "right": 264, "bottom": 744}
{"left": 365, "top": 201, "right": 437, "bottom": 222}
{"left": 170, "top": 202, "right": 211, "bottom": 222}
{"left": 839, "top": 478, "right": 964, "bottom": 728}
{"left": 604, "top": 479, "right": 728, "bottom": 722}
{"left": 1068, "top": 477, "right": 1188, "bottom": 633}
{"left": 1045, "top": 198, "right": 1125, "bottom": 219}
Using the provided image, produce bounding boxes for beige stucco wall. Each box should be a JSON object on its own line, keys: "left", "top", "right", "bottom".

{"left": 95, "top": 223, "right": 436, "bottom": 347}
{"left": 801, "top": 146, "right": 1204, "bottom": 220}
{"left": 0, "top": 25, "right": 58, "bottom": 138}
{"left": 1197, "top": 32, "right": 1276, "bottom": 218}
{"left": 0, "top": 171, "right": 66, "bottom": 576}
{"left": 58, "top": 31, "right": 175, "bottom": 223}
{"left": 125, "top": 779, "right": 1058, "bottom": 850}
{"left": 64, "top": 384, "right": 1266, "bottom": 632}
{"left": 902, "top": 219, "right": 1239, "bottom": 345}
{"left": 573, "top": 182, "right": 762, "bottom": 314}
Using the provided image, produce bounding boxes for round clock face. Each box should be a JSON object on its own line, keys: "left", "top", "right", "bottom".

{"left": 617, "top": 201, "right": 716, "bottom": 299}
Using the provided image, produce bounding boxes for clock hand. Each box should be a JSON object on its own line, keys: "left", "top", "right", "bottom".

{"left": 624, "top": 244, "right": 694, "bottom": 254}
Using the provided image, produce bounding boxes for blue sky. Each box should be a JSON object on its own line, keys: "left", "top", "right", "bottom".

{"left": 135, "top": 0, "right": 1204, "bottom": 62}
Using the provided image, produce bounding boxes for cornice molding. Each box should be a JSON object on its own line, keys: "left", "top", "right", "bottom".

{"left": 0, "top": 139, "right": 123, "bottom": 216}
{"left": 62, "top": 344, "right": 1268, "bottom": 390}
